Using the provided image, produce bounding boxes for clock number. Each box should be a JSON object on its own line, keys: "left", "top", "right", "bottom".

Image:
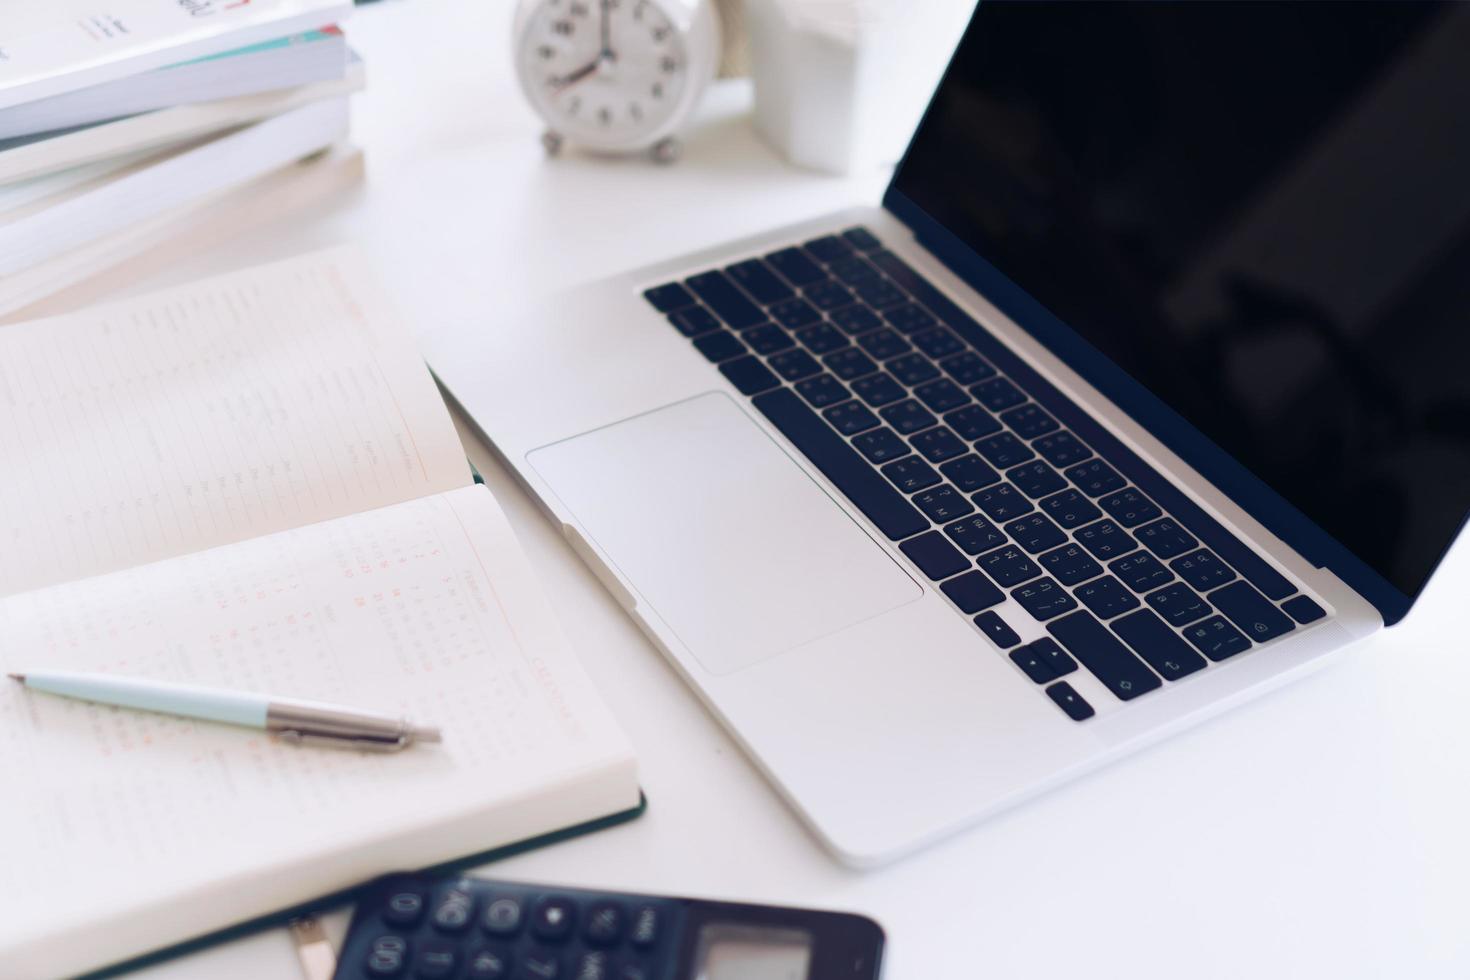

{"left": 598, "top": 106, "right": 612, "bottom": 126}
{"left": 537, "top": 44, "right": 554, "bottom": 60}
{"left": 651, "top": 81, "right": 664, "bottom": 99}
{"left": 553, "top": 18, "right": 573, "bottom": 35}
{"left": 629, "top": 102, "right": 643, "bottom": 121}
{"left": 660, "top": 55, "right": 678, "bottom": 74}
{"left": 652, "top": 26, "right": 669, "bottom": 42}
{"left": 569, "top": 2, "right": 589, "bottom": 16}
{"left": 633, "top": 1, "right": 647, "bottom": 20}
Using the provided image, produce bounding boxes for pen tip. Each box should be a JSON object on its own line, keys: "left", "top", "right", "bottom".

{"left": 413, "top": 726, "right": 443, "bottom": 744}
{"left": 6, "top": 673, "right": 23, "bottom": 683}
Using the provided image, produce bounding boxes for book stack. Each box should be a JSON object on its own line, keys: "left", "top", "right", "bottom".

{"left": 0, "top": 0, "right": 361, "bottom": 318}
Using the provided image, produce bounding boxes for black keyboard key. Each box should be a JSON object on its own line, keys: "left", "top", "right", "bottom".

{"left": 1038, "top": 489, "right": 1102, "bottom": 529}
{"left": 583, "top": 904, "right": 624, "bottom": 946}
{"left": 1170, "top": 549, "right": 1236, "bottom": 593}
{"left": 1208, "top": 581, "right": 1295, "bottom": 643}
{"left": 913, "top": 484, "right": 974, "bottom": 522}
{"left": 941, "top": 570, "right": 1004, "bottom": 614}
{"left": 803, "top": 279, "right": 854, "bottom": 310}
{"left": 754, "top": 389, "right": 926, "bottom": 539}
{"left": 1111, "top": 609, "right": 1207, "bottom": 681}
{"left": 884, "top": 302, "right": 937, "bottom": 334}
{"left": 432, "top": 890, "right": 475, "bottom": 932}
{"left": 1033, "top": 431, "right": 1092, "bottom": 468}
{"left": 974, "top": 482, "right": 1032, "bottom": 522}
{"left": 829, "top": 304, "right": 883, "bottom": 335}
{"left": 1046, "top": 681, "right": 1095, "bottom": 720}
{"left": 415, "top": 940, "right": 459, "bottom": 980}
{"left": 804, "top": 235, "right": 855, "bottom": 263}
{"left": 881, "top": 455, "right": 940, "bottom": 493}
{"left": 1098, "top": 488, "right": 1161, "bottom": 528}
{"left": 643, "top": 282, "right": 695, "bottom": 312}
{"left": 973, "top": 377, "right": 1026, "bottom": 411}
{"left": 940, "top": 351, "right": 996, "bottom": 385}
{"left": 720, "top": 357, "right": 782, "bottom": 393}
{"left": 769, "top": 297, "right": 823, "bottom": 330}
{"left": 851, "top": 427, "right": 910, "bottom": 464}
{"left": 900, "top": 531, "right": 970, "bottom": 581}
{"left": 880, "top": 399, "right": 937, "bottom": 435}
{"left": 999, "top": 403, "right": 1059, "bottom": 439}
{"left": 1030, "top": 637, "right": 1077, "bottom": 677}
{"left": 976, "top": 610, "right": 1022, "bottom": 648}
{"left": 692, "top": 329, "right": 746, "bottom": 362}
{"left": 831, "top": 256, "right": 882, "bottom": 286}
{"left": 911, "top": 426, "right": 967, "bottom": 463}
{"left": 911, "top": 327, "right": 964, "bottom": 359}
{"left": 823, "top": 399, "right": 880, "bottom": 435}
{"left": 668, "top": 305, "right": 720, "bottom": 337}
{"left": 1074, "top": 519, "right": 1137, "bottom": 561}
{"left": 887, "top": 352, "right": 940, "bottom": 386}
{"left": 944, "top": 404, "right": 1001, "bottom": 440}
{"left": 726, "top": 258, "right": 795, "bottom": 304}
{"left": 1074, "top": 575, "right": 1141, "bottom": 619}
{"left": 794, "top": 373, "right": 848, "bottom": 408}
{"left": 466, "top": 946, "right": 510, "bottom": 979}
{"left": 854, "top": 277, "right": 907, "bottom": 309}
{"left": 1065, "top": 458, "right": 1126, "bottom": 497}
{"left": 914, "top": 378, "right": 970, "bottom": 414}
{"left": 945, "top": 514, "right": 1007, "bottom": 554}
{"left": 823, "top": 347, "right": 878, "bottom": 379}
{"left": 365, "top": 936, "right": 409, "bottom": 977}
{"left": 1048, "top": 611, "right": 1162, "bottom": 701}
{"left": 858, "top": 328, "right": 911, "bottom": 360}
{"left": 1146, "top": 583, "right": 1213, "bottom": 626}
{"left": 1183, "top": 615, "right": 1252, "bottom": 661}
{"left": 1009, "top": 645, "right": 1057, "bottom": 683}
{"left": 686, "top": 271, "right": 765, "bottom": 328}
{"left": 842, "top": 226, "right": 883, "bottom": 251}
{"left": 765, "top": 246, "right": 826, "bottom": 285}
{"left": 383, "top": 891, "right": 427, "bottom": 928}
{"left": 793, "top": 322, "right": 849, "bottom": 354}
{"left": 1004, "top": 512, "right": 1067, "bottom": 553}
{"left": 743, "top": 322, "right": 794, "bottom": 354}
{"left": 1134, "top": 518, "right": 1198, "bottom": 560}
{"left": 1006, "top": 460, "right": 1066, "bottom": 499}
{"left": 1012, "top": 577, "right": 1078, "bottom": 622}
{"left": 978, "top": 545, "right": 1041, "bottom": 587}
{"left": 1109, "top": 551, "right": 1174, "bottom": 593}
{"left": 1038, "top": 543, "right": 1103, "bottom": 586}
{"left": 975, "top": 431, "right": 1034, "bottom": 468}
{"left": 1188, "top": 524, "right": 1297, "bottom": 601}
{"left": 1282, "top": 595, "right": 1327, "bottom": 624}
{"left": 940, "top": 454, "right": 1001, "bottom": 493}
{"left": 769, "top": 348, "right": 822, "bottom": 381}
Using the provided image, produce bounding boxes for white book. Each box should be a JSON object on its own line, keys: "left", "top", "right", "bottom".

{"left": 0, "top": 0, "right": 352, "bottom": 111}
{"left": 0, "top": 248, "right": 641, "bottom": 980}
{"left": 0, "top": 26, "right": 347, "bottom": 141}
{"left": 0, "top": 52, "right": 365, "bottom": 186}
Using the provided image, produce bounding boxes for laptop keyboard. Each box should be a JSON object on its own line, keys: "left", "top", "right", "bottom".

{"left": 642, "top": 227, "right": 1328, "bottom": 722}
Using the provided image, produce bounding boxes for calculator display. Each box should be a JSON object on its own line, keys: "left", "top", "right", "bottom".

{"left": 693, "top": 924, "right": 814, "bottom": 980}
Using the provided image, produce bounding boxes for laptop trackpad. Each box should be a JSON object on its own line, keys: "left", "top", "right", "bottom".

{"left": 528, "top": 392, "right": 922, "bottom": 676}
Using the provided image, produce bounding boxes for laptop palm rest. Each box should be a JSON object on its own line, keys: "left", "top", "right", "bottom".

{"left": 528, "top": 392, "right": 922, "bottom": 676}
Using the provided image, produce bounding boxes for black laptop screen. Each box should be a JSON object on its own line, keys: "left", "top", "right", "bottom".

{"left": 891, "top": 0, "right": 1470, "bottom": 602}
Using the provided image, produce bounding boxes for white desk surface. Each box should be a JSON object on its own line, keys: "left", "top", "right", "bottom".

{"left": 105, "top": 4, "right": 1469, "bottom": 978}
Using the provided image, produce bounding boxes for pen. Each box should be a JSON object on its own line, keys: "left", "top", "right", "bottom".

{"left": 6, "top": 670, "right": 441, "bottom": 752}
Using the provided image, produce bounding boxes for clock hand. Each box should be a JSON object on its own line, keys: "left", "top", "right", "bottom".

{"left": 599, "top": 0, "right": 614, "bottom": 61}
{"left": 552, "top": 59, "right": 600, "bottom": 91}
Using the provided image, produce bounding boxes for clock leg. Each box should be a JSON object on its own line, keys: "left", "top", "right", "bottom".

{"left": 651, "top": 137, "right": 680, "bottom": 165}
{"left": 541, "top": 129, "right": 564, "bottom": 157}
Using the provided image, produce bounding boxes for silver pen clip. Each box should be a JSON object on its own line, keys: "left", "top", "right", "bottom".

{"left": 267, "top": 702, "right": 442, "bottom": 753}
{"left": 275, "top": 728, "right": 412, "bottom": 752}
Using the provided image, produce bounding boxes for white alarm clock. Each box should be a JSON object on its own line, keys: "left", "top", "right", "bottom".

{"left": 513, "top": 0, "right": 721, "bottom": 162}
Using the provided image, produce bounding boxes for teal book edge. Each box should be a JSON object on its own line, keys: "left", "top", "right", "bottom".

{"left": 76, "top": 792, "right": 648, "bottom": 980}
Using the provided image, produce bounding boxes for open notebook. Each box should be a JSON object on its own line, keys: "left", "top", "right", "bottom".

{"left": 0, "top": 248, "right": 640, "bottom": 980}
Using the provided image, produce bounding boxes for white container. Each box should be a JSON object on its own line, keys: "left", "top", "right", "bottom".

{"left": 744, "top": 0, "right": 975, "bottom": 175}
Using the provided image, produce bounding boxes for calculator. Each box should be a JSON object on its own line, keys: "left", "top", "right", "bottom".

{"left": 336, "top": 872, "right": 884, "bottom": 980}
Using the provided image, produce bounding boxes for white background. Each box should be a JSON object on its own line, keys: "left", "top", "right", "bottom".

{"left": 106, "top": 3, "right": 1470, "bottom": 977}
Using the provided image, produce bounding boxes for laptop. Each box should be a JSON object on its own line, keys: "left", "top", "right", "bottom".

{"left": 426, "top": 1, "right": 1470, "bottom": 866}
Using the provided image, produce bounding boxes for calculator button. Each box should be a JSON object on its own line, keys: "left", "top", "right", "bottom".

{"left": 583, "top": 903, "right": 626, "bottom": 946}
{"left": 383, "top": 891, "right": 426, "bottom": 928}
{"left": 431, "top": 890, "right": 475, "bottom": 933}
{"left": 615, "top": 963, "right": 651, "bottom": 980}
{"left": 519, "top": 950, "right": 563, "bottom": 979}
{"left": 482, "top": 897, "right": 524, "bottom": 937}
{"left": 365, "top": 936, "right": 409, "bottom": 977}
{"left": 573, "top": 951, "right": 610, "bottom": 980}
{"left": 531, "top": 897, "right": 577, "bottom": 942}
{"left": 1045, "top": 681, "right": 1095, "bottom": 721}
{"left": 467, "top": 947, "right": 512, "bottom": 979}
{"left": 629, "top": 907, "right": 660, "bottom": 948}
{"left": 414, "top": 939, "right": 459, "bottom": 980}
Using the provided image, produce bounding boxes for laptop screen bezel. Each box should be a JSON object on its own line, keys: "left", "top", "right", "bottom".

{"left": 879, "top": 6, "right": 1464, "bottom": 626}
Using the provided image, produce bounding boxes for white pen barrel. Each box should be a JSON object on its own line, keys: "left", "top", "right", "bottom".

{"left": 23, "top": 671, "right": 267, "bottom": 727}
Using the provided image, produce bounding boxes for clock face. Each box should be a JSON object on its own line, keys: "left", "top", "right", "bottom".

{"left": 520, "top": 0, "right": 692, "bottom": 150}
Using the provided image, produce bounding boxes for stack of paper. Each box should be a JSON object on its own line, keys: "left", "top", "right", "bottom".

{"left": 0, "top": 0, "right": 362, "bottom": 316}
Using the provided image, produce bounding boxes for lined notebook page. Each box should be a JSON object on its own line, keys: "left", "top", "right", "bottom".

{"left": 0, "top": 485, "right": 638, "bottom": 979}
{"left": 0, "top": 246, "right": 469, "bottom": 597}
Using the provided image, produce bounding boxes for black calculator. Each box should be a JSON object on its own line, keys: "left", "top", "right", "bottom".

{"left": 337, "top": 872, "right": 884, "bottom": 980}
